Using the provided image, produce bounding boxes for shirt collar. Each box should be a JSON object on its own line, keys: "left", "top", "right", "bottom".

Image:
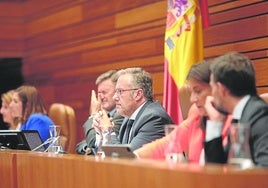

{"left": 129, "top": 101, "right": 147, "bottom": 120}
{"left": 108, "top": 108, "right": 116, "bottom": 117}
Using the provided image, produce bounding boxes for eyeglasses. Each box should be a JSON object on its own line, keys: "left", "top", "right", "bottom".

{"left": 114, "top": 88, "right": 139, "bottom": 96}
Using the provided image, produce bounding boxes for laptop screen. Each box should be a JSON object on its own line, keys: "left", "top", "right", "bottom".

{"left": 22, "top": 131, "right": 46, "bottom": 151}
{"left": 0, "top": 130, "right": 45, "bottom": 152}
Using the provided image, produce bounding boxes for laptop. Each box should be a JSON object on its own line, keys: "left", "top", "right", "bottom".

{"left": 0, "top": 130, "right": 46, "bottom": 152}
{"left": 101, "top": 144, "right": 136, "bottom": 158}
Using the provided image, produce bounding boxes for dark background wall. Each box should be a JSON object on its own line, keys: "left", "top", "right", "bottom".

{"left": 0, "top": 58, "right": 24, "bottom": 129}
{"left": 0, "top": 0, "right": 267, "bottom": 143}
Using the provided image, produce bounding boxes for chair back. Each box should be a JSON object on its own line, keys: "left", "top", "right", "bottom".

{"left": 179, "top": 85, "right": 192, "bottom": 120}
{"left": 260, "top": 93, "right": 268, "bottom": 104}
{"left": 48, "top": 103, "right": 77, "bottom": 154}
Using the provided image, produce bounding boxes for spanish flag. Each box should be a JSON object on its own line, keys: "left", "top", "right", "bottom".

{"left": 163, "top": 0, "right": 209, "bottom": 124}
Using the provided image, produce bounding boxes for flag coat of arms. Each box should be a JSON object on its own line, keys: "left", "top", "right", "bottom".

{"left": 163, "top": 0, "right": 207, "bottom": 124}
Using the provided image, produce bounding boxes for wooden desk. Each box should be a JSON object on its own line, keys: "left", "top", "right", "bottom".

{"left": 0, "top": 150, "right": 17, "bottom": 188}
{"left": 1, "top": 150, "right": 268, "bottom": 188}
{"left": 15, "top": 152, "right": 268, "bottom": 188}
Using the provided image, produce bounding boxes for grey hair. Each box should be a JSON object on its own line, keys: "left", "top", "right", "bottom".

{"left": 117, "top": 67, "right": 153, "bottom": 100}
{"left": 95, "top": 70, "right": 118, "bottom": 85}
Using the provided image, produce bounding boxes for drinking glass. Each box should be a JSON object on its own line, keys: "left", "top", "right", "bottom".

{"left": 164, "top": 124, "right": 186, "bottom": 163}
{"left": 48, "top": 125, "right": 62, "bottom": 153}
{"left": 228, "top": 123, "right": 254, "bottom": 169}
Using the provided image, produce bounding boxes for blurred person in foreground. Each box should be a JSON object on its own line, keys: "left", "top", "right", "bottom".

{"left": 134, "top": 61, "right": 232, "bottom": 164}
{"left": 9, "top": 85, "right": 54, "bottom": 142}
{"left": 76, "top": 70, "right": 124, "bottom": 155}
{"left": 92, "top": 67, "right": 174, "bottom": 150}
{"left": 204, "top": 51, "right": 268, "bottom": 167}
{"left": 1, "top": 90, "right": 20, "bottom": 130}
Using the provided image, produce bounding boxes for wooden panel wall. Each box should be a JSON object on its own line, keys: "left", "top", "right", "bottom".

{"left": 205, "top": 0, "right": 268, "bottom": 94}
{"left": 0, "top": 2, "right": 24, "bottom": 57}
{"left": 0, "top": 0, "right": 267, "bottom": 144}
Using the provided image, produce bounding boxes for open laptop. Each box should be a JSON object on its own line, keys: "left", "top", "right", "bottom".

{"left": 101, "top": 144, "right": 136, "bottom": 158}
{"left": 0, "top": 130, "right": 46, "bottom": 152}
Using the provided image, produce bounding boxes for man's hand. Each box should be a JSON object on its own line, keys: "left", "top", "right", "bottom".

{"left": 92, "top": 110, "right": 114, "bottom": 137}
{"left": 89, "top": 90, "right": 101, "bottom": 115}
{"left": 205, "top": 96, "right": 227, "bottom": 122}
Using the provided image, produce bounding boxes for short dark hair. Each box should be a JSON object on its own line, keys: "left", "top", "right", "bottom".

{"left": 210, "top": 52, "right": 257, "bottom": 97}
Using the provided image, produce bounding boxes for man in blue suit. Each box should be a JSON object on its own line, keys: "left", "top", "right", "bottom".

{"left": 204, "top": 52, "right": 268, "bottom": 167}
{"left": 92, "top": 67, "right": 173, "bottom": 150}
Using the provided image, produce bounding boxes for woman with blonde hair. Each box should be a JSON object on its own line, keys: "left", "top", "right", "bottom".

{"left": 9, "top": 85, "right": 54, "bottom": 142}
{"left": 0, "top": 90, "right": 20, "bottom": 130}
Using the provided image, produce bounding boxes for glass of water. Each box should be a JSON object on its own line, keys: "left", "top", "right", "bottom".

{"left": 228, "top": 123, "right": 254, "bottom": 169}
{"left": 48, "top": 125, "right": 62, "bottom": 153}
{"left": 164, "top": 124, "right": 186, "bottom": 163}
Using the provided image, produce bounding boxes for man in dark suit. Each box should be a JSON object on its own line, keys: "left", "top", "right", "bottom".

{"left": 204, "top": 52, "right": 268, "bottom": 167}
{"left": 76, "top": 70, "right": 124, "bottom": 154}
{"left": 92, "top": 67, "right": 173, "bottom": 150}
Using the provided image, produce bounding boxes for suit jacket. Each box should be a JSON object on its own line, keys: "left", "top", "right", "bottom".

{"left": 205, "top": 96, "right": 268, "bottom": 167}
{"left": 111, "top": 100, "right": 174, "bottom": 150}
{"left": 75, "top": 110, "right": 124, "bottom": 154}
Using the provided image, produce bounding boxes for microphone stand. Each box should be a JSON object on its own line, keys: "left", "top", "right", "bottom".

{"left": 32, "top": 136, "right": 60, "bottom": 152}
{"left": 32, "top": 137, "right": 54, "bottom": 151}
{"left": 44, "top": 136, "right": 61, "bottom": 152}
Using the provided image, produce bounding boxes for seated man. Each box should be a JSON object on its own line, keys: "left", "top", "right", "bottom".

{"left": 204, "top": 52, "right": 268, "bottom": 167}
{"left": 76, "top": 70, "right": 124, "bottom": 154}
{"left": 92, "top": 67, "right": 174, "bottom": 150}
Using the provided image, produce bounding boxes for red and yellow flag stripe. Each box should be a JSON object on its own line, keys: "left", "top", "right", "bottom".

{"left": 163, "top": 0, "right": 209, "bottom": 124}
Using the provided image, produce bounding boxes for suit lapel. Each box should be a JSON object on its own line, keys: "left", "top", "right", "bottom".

{"left": 128, "top": 101, "right": 153, "bottom": 141}
{"left": 240, "top": 96, "right": 256, "bottom": 125}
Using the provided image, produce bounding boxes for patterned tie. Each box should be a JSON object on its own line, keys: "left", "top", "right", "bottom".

{"left": 122, "top": 119, "right": 134, "bottom": 144}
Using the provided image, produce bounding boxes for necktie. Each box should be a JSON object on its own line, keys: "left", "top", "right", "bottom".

{"left": 231, "top": 119, "right": 239, "bottom": 124}
{"left": 122, "top": 119, "right": 134, "bottom": 144}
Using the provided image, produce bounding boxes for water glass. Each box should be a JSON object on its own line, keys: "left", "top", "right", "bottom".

{"left": 164, "top": 124, "right": 186, "bottom": 163}
{"left": 49, "top": 125, "right": 61, "bottom": 138}
{"left": 48, "top": 125, "right": 62, "bottom": 153}
{"left": 47, "top": 145, "right": 62, "bottom": 154}
{"left": 228, "top": 123, "right": 254, "bottom": 169}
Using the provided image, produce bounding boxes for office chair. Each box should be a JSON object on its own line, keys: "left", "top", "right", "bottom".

{"left": 260, "top": 93, "right": 268, "bottom": 104}
{"left": 48, "top": 103, "right": 77, "bottom": 154}
{"left": 179, "top": 84, "right": 192, "bottom": 120}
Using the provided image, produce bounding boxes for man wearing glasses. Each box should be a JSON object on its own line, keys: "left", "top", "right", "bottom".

{"left": 92, "top": 67, "right": 173, "bottom": 150}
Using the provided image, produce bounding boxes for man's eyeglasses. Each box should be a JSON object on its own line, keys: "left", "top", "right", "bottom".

{"left": 114, "top": 88, "right": 139, "bottom": 95}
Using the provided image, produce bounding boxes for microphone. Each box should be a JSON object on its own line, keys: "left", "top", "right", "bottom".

{"left": 32, "top": 137, "right": 54, "bottom": 151}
